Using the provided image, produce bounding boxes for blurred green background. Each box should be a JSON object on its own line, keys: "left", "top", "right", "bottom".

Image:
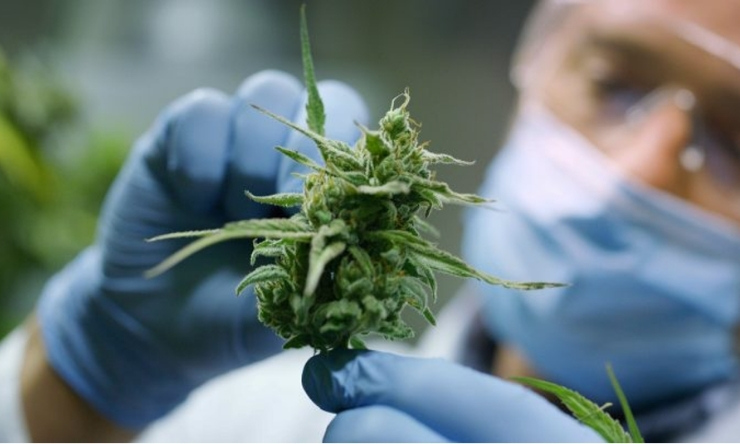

{"left": 0, "top": 0, "right": 535, "bottom": 340}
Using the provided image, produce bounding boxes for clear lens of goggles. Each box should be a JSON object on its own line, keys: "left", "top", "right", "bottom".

{"left": 597, "top": 86, "right": 740, "bottom": 212}
{"left": 626, "top": 88, "right": 740, "bottom": 188}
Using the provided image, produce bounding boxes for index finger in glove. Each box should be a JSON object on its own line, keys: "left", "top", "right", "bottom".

{"left": 133, "top": 87, "right": 232, "bottom": 215}
{"left": 223, "top": 70, "right": 303, "bottom": 220}
{"left": 303, "top": 349, "right": 602, "bottom": 443}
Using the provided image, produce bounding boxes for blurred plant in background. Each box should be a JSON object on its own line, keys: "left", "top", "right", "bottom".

{"left": 0, "top": 46, "right": 128, "bottom": 338}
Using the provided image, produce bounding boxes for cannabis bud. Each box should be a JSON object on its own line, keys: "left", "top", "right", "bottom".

{"left": 148, "top": 7, "right": 556, "bottom": 352}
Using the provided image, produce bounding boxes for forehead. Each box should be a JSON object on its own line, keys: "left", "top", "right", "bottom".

{"left": 552, "top": 0, "right": 740, "bottom": 94}
{"left": 570, "top": 0, "right": 740, "bottom": 47}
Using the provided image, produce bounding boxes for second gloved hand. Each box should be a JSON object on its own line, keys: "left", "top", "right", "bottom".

{"left": 37, "top": 70, "right": 368, "bottom": 429}
{"left": 303, "top": 350, "right": 602, "bottom": 442}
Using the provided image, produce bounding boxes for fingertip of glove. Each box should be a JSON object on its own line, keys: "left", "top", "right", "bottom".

{"left": 302, "top": 354, "right": 335, "bottom": 411}
{"left": 167, "top": 88, "right": 233, "bottom": 156}
{"left": 234, "top": 70, "right": 302, "bottom": 105}
{"left": 233, "top": 73, "right": 367, "bottom": 128}
{"left": 162, "top": 87, "right": 232, "bottom": 135}
{"left": 151, "top": 88, "right": 231, "bottom": 159}
{"left": 146, "top": 87, "right": 232, "bottom": 211}
{"left": 302, "top": 349, "right": 369, "bottom": 412}
{"left": 222, "top": 70, "right": 306, "bottom": 219}
{"left": 317, "top": 79, "right": 370, "bottom": 129}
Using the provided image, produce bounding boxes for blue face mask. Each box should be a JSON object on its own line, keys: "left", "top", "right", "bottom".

{"left": 464, "top": 103, "right": 740, "bottom": 409}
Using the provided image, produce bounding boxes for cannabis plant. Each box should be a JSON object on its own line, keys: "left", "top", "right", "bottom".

{"left": 148, "top": 7, "right": 555, "bottom": 352}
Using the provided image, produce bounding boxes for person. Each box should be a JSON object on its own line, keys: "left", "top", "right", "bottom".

{"left": 301, "top": 0, "right": 740, "bottom": 441}
{"left": 2, "top": 0, "right": 740, "bottom": 441}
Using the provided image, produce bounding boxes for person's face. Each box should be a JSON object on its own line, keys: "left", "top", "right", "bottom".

{"left": 527, "top": 0, "right": 740, "bottom": 224}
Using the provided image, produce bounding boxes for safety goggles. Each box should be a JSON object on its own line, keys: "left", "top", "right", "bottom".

{"left": 511, "top": 0, "right": 740, "bottom": 217}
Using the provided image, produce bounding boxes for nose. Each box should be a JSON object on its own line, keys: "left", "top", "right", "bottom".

{"left": 611, "top": 89, "right": 695, "bottom": 197}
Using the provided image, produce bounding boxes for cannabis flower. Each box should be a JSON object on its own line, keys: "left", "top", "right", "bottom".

{"left": 148, "top": 7, "right": 556, "bottom": 352}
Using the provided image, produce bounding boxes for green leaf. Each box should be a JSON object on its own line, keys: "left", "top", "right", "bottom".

{"left": 250, "top": 239, "right": 286, "bottom": 265}
{"left": 305, "top": 241, "right": 347, "bottom": 296}
{"left": 404, "top": 174, "right": 490, "bottom": 205}
{"left": 275, "top": 146, "right": 323, "bottom": 171}
{"left": 607, "top": 364, "right": 644, "bottom": 443}
{"left": 330, "top": 169, "right": 368, "bottom": 186}
{"left": 251, "top": 104, "right": 362, "bottom": 171}
{"left": 223, "top": 217, "right": 314, "bottom": 238}
{"left": 400, "top": 277, "right": 437, "bottom": 327}
{"left": 348, "top": 245, "right": 375, "bottom": 277}
{"left": 324, "top": 299, "right": 362, "bottom": 319}
{"left": 145, "top": 230, "right": 255, "bottom": 278}
{"left": 376, "top": 230, "right": 562, "bottom": 290}
{"left": 356, "top": 181, "right": 410, "bottom": 196}
{"left": 146, "top": 218, "right": 314, "bottom": 277}
{"left": 284, "top": 335, "right": 309, "bottom": 349}
{"left": 147, "top": 229, "right": 221, "bottom": 242}
{"left": 349, "top": 336, "right": 368, "bottom": 349}
{"left": 421, "top": 307, "right": 437, "bottom": 326}
{"left": 360, "top": 126, "right": 390, "bottom": 158}
{"left": 300, "top": 4, "right": 325, "bottom": 136}
{"left": 245, "top": 190, "right": 303, "bottom": 207}
{"left": 305, "top": 219, "right": 348, "bottom": 296}
{"left": 399, "top": 276, "right": 430, "bottom": 313}
{"left": 412, "top": 215, "right": 440, "bottom": 238}
{"left": 236, "top": 265, "right": 290, "bottom": 295}
{"left": 319, "top": 140, "right": 364, "bottom": 171}
{"left": 404, "top": 256, "right": 437, "bottom": 302}
{"left": 515, "top": 377, "right": 632, "bottom": 443}
{"left": 421, "top": 150, "right": 476, "bottom": 166}
{"left": 413, "top": 188, "right": 444, "bottom": 212}
{"left": 251, "top": 104, "right": 326, "bottom": 147}
{"left": 317, "top": 218, "right": 348, "bottom": 237}
{"left": 345, "top": 277, "right": 373, "bottom": 296}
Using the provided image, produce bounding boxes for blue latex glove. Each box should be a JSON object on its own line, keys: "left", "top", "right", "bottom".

{"left": 303, "top": 350, "right": 603, "bottom": 442}
{"left": 37, "top": 70, "right": 368, "bottom": 429}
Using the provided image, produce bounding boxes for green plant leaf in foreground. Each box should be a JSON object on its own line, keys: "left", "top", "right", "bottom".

{"left": 515, "top": 371, "right": 644, "bottom": 443}
{"left": 514, "top": 376, "right": 631, "bottom": 443}
{"left": 607, "top": 364, "right": 644, "bottom": 443}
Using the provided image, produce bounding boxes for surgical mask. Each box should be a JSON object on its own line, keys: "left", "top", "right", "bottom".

{"left": 463, "top": 102, "right": 740, "bottom": 409}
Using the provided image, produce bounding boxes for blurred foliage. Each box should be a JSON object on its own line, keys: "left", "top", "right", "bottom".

{"left": 0, "top": 47, "right": 128, "bottom": 337}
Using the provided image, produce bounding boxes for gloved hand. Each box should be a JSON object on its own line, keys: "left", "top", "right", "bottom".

{"left": 37, "top": 70, "right": 368, "bottom": 429}
{"left": 303, "top": 349, "right": 603, "bottom": 442}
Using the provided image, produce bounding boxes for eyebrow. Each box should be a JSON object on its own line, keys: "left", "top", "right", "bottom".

{"left": 582, "top": 29, "right": 740, "bottom": 107}
{"left": 576, "top": 28, "right": 740, "bottom": 135}
{"left": 582, "top": 31, "right": 663, "bottom": 64}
